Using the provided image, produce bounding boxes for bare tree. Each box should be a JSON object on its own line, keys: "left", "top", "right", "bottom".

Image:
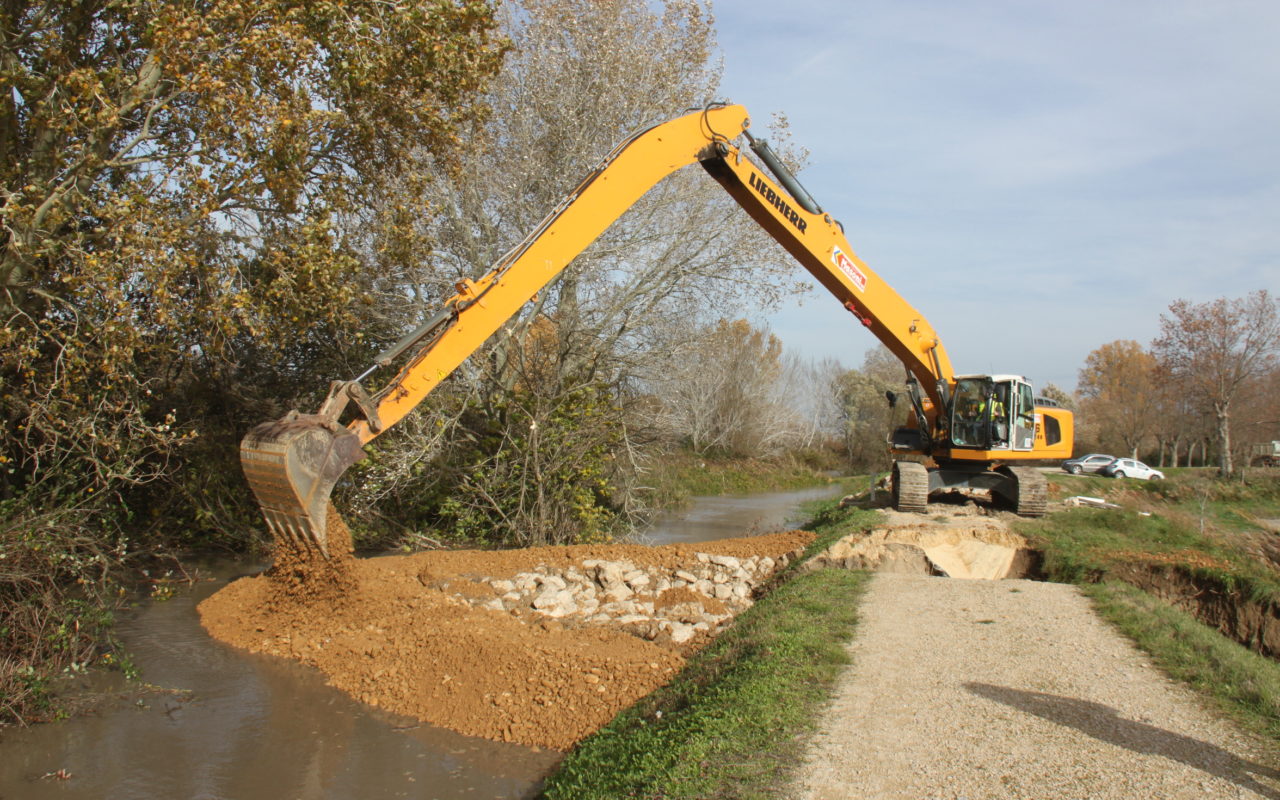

{"left": 345, "top": 0, "right": 807, "bottom": 543}
{"left": 1153, "top": 291, "right": 1280, "bottom": 476}
{"left": 833, "top": 345, "right": 906, "bottom": 471}
{"left": 651, "top": 320, "right": 794, "bottom": 456}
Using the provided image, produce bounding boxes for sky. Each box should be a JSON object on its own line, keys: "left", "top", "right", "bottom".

{"left": 713, "top": 0, "right": 1280, "bottom": 391}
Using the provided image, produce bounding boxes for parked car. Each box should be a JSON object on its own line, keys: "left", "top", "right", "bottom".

{"left": 1100, "top": 458, "right": 1164, "bottom": 481}
{"left": 1061, "top": 453, "right": 1117, "bottom": 475}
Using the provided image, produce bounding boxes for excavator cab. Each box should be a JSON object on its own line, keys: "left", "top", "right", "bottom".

{"left": 949, "top": 376, "right": 1036, "bottom": 452}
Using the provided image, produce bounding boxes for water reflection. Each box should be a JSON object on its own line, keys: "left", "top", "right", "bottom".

{"left": 639, "top": 484, "right": 846, "bottom": 546}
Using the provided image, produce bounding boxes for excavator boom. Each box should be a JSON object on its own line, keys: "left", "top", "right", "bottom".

{"left": 241, "top": 102, "right": 1070, "bottom": 555}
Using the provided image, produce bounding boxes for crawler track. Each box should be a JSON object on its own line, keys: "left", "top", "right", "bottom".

{"left": 1002, "top": 465, "right": 1048, "bottom": 517}
{"left": 892, "top": 461, "right": 929, "bottom": 513}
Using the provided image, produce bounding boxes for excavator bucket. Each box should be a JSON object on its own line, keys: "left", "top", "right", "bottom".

{"left": 239, "top": 413, "right": 365, "bottom": 558}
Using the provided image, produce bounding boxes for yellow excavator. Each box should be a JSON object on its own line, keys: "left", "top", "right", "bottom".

{"left": 240, "top": 103, "right": 1074, "bottom": 557}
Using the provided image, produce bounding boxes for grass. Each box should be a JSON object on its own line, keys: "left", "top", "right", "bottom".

{"left": 1085, "top": 581, "right": 1280, "bottom": 741}
{"left": 541, "top": 507, "right": 880, "bottom": 799}
{"left": 1028, "top": 471, "right": 1280, "bottom": 603}
{"left": 1025, "top": 470, "right": 1280, "bottom": 744}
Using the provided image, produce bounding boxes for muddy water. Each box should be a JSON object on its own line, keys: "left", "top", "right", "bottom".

{"left": 639, "top": 483, "right": 848, "bottom": 546}
{"left": 0, "top": 561, "right": 560, "bottom": 800}
{"left": 0, "top": 484, "right": 843, "bottom": 799}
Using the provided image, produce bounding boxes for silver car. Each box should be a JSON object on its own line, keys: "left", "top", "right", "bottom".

{"left": 1061, "top": 453, "right": 1117, "bottom": 475}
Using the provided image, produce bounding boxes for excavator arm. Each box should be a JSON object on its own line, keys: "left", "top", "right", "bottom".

{"left": 696, "top": 135, "right": 953, "bottom": 416}
{"left": 240, "top": 103, "right": 961, "bottom": 556}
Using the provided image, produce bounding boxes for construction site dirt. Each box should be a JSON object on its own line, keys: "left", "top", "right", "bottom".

{"left": 198, "top": 516, "right": 814, "bottom": 752}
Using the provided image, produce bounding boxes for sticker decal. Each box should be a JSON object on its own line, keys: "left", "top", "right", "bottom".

{"left": 832, "top": 246, "right": 867, "bottom": 292}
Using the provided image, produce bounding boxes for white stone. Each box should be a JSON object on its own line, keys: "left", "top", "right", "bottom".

{"left": 490, "top": 579, "right": 516, "bottom": 594}
{"left": 708, "top": 554, "right": 741, "bottom": 570}
{"left": 532, "top": 591, "right": 560, "bottom": 610}
{"left": 713, "top": 584, "right": 733, "bottom": 600}
{"left": 655, "top": 578, "right": 671, "bottom": 593}
{"left": 711, "top": 571, "right": 729, "bottom": 584}
{"left": 605, "top": 585, "right": 634, "bottom": 603}
{"left": 674, "top": 570, "right": 698, "bottom": 583}
{"left": 695, "top": 552, "right": 710, "bottom": 563}
{"left": 732, "top": 583, "right": 750, "bottom": 599}
{"left": 617, "top": 614, "right": 648, "bottom": 625}
{"left": 693, "top": 579, "right": 714, "bottom": 596}
{"left": 539, "top": 575, "right": 567, "bottom": 591}
{"left": 596, "top": 562, "right": 625, "bottom": 587}
{"left": 481, "top": 598, "right": 506, "bottom": 612}
{"left": 759, "top": 557, "right": 775, "bottom": 573}
{"left": 515, "top": 576, "right": 538, "bottom": 592}
{"left": 669, "top": 623, "right": 696, "bottom": 645}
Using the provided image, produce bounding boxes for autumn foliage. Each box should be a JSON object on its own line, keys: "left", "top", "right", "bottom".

{"left": 0, "top": 0, "right": 505, "bottom": 722}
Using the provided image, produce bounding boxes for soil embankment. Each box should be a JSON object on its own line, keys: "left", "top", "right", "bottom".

{"left": 806, "top": 505, "right": 1040, "bottom": 580}
{"left": 1112, "top": 560, "right": 1280, "bottom": 659}
{"left": 199, "top": 523, "right": 811, "bottom": 751}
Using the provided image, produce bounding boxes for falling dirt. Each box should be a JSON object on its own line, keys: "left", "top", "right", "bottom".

{"left": 199, "top": 529, "right": 812, "bottom": 751}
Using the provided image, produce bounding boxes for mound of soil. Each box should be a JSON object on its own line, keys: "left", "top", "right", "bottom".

{"left": 198, "top": 529, "right": 812, "bottom": 751}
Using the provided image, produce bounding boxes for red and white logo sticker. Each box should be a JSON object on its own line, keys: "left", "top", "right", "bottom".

{"left": 832, "top": 246, "right": 867, "bottom": 292}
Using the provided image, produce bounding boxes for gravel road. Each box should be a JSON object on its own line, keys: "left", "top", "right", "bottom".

{"left": 791, "top": 573, "right": 1280, "bottom": 799}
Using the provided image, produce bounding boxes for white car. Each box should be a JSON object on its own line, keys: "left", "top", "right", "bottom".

{"left": 1101, "top": 458, "right": 1164, "bottom": 481}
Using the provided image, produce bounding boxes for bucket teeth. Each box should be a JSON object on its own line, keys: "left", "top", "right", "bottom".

{"left": 240, "top": 414, "right": 364, "bottom": 558}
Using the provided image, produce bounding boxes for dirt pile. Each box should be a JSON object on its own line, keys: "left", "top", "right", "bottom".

{"left": 806, "top": 507, "right": 1032, "bottom": 580}
{"left": 198, "top": 530, "right": 812, "bottom": 751}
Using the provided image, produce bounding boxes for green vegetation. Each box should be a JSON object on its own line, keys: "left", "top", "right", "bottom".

{"left": 1026, "top": 471, "right": 1280, "bottom": 602}
{"left": 1023, "top": 470, "right": 1280, "bottom": 741}
{"left": 0, "top": 0, "right": 506, "bottom": 726}
{"left": 542, "top": 507, "right": 879, "bottom": 799}
{"left": 1085, "top": 582, "right": 1280, "bottom": 740}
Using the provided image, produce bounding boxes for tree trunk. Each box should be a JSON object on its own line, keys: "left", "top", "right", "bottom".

{"left": 1216, "top": 402, "right": 1232, "bottom": 477}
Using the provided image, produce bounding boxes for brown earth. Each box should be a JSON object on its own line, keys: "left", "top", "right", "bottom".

{"left": 198, "top": 522, "right": 812, "bottom": 751}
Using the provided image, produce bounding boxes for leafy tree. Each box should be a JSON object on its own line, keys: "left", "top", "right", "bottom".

{"left": 1077, "top": 340, "right": 1159, "bottom": 458}
{"left": 0, "top": 0, "right": 504, "bottom": 722}
{"left": 654, "top": 319, "right": 791, "bottom": 457}
{"left": 1, "top": 0, "right": 504, "bottom": 517}
{"left": 833, "top": 345, "right": 904, "bottom": 471}
{"left": 1153, "top": 291, "right": 1280, "bottom": 476}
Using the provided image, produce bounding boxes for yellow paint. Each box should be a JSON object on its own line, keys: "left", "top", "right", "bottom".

{"left": 345, "top": 103, "right": 1071, "bottom": 467}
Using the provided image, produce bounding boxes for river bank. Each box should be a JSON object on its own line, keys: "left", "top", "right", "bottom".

{"left": 0, "top": 484, "right": 842, "bottom": 799}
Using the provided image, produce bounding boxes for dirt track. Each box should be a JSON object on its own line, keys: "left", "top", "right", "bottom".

{"left": 198, "top": 525, "right": 811, "bottom": 751}
{"left": 791, "top": 572, "right": 1280, "bottom": 799}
